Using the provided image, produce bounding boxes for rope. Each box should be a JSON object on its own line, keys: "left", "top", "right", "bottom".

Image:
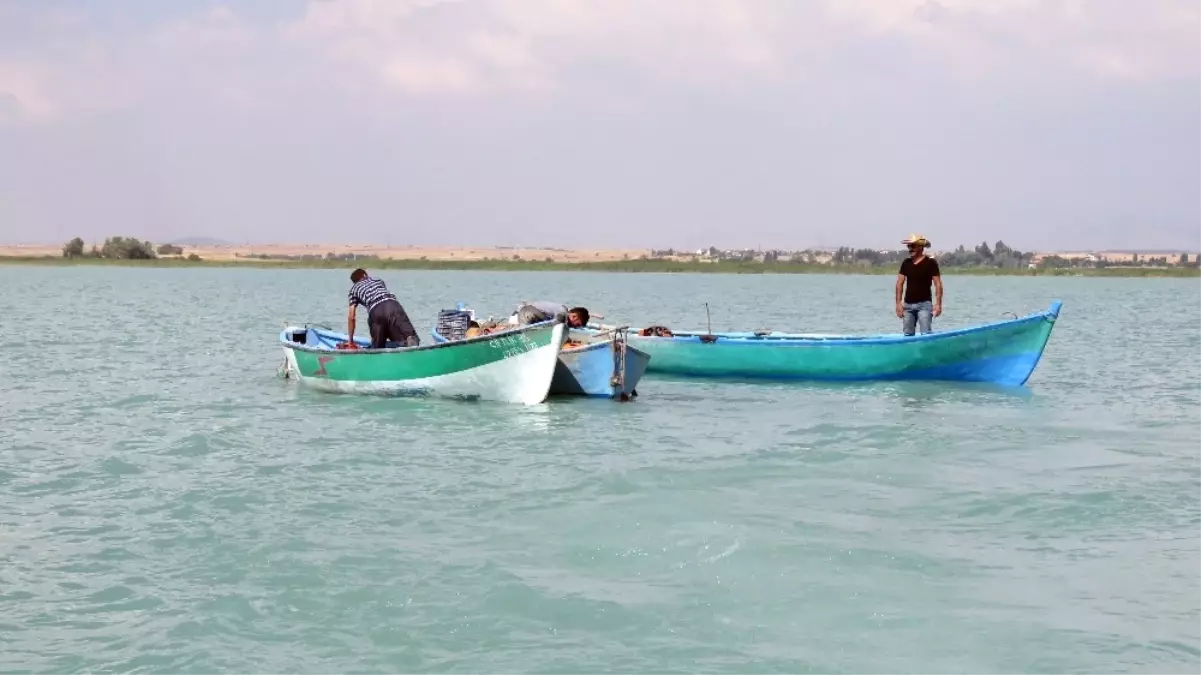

{"left": 610, "top": 327, "right": 630, "bottom": 401}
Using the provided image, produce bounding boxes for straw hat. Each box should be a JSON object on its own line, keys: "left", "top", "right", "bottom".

{"left": 901, "top": 233, "right": 930, "bottom": 247}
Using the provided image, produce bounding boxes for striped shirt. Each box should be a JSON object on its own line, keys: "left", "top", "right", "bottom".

{"left": 347, "top": 276, "right": 397, "bottom": 312}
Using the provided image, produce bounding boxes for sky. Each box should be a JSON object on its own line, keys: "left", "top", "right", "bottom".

{"left": 0, "top": 0, "right": 1198, "bottom": 252}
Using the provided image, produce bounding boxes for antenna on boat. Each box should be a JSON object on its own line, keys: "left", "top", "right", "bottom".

{"left": 700, "top": 303, "right": 718, "bottom": 343}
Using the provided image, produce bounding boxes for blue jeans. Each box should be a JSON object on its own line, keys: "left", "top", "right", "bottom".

{"left": 902, "top": 301, "right": 933, "bottom": 336}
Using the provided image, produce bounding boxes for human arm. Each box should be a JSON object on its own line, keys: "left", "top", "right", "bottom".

{"left": 347, "top": 303, "right": 358, "bottom": 346}
{"left": 932, "top": 259, "right": 943, "bottom": 317}
{"left": 895, "top": 274, "right": 905, "bottom": 318}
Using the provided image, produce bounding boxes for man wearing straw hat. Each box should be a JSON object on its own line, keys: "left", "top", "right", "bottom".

{"left": 895, "top": 234, "right": 942, "bottom": 335}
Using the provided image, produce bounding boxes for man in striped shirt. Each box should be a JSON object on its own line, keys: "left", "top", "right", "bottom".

{"left": 347, "top": 268, "right": 420, "bottom": 348}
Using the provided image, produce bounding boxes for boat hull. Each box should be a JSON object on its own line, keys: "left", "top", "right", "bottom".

{"left": 620, "top": 301, "right": 1063, "bottom": 387}
{"left": 280, "top": 321, "right": 565, "bottom": 405}
{"left": 551, "top": 339, "right": 651, "bottom": 398}
{"left": 428, "top": 321, "right": 650, "bottom": 398}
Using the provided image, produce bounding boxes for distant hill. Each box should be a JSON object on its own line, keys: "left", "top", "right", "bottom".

{"left": 168, "top": 236, "right": 231, "bottom": 246}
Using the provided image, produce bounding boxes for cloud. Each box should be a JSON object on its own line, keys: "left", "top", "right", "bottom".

{"left": 279, "top": 0, "right": 1200, "bottom": 98}
{"left": 0, "top": 62, "right": 60, "bottom": 123}
{"left": 0, "top": 1, "right": 1195, "bottom": 250}
{"left": 283, "top": 1, "right": 799, "bottom": 96}
{"left": 0, "top": 21, "right": 132, "bottom": 124}
{"left": 805, "top": 0, "right": 1200, "bottom": 86}
{"left": 0, "top": 0, "right": 1196, "bottom": 119}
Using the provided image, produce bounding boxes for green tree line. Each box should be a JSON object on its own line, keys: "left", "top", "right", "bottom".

{"left": 62, "top": 237, "right": 199, "bottom": 260}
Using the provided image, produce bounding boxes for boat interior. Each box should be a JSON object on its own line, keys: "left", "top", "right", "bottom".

{"left": 433, "top": 308, "right": 607, "bottom": 351}
{"left": 561, "top": 330, "right": 616, "bottom": 350}
{"left": 586, "top": 303, "right": 1056, "bottom": 344}
{"left": 283, "top": 326, "right": 373, "bottom": 350}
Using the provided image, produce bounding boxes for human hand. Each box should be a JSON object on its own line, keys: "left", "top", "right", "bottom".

{"left": 933, "top": 304, "right": 942, "bottom": 318}
{"left": 895, "top": 304, "right": 904, "bottom": 318}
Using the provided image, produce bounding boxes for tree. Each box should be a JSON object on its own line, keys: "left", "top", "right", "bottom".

{"left": 1038, "top": 255, "right": 1072, "bottom": 269}
{"left": 62, "top": 237, "right": 85, "bottom": 258}
{"left": 156, "top": 243, "right": 184, "bottom": 255}
{"left": 1179, "top": 253, "right": 1190, "bottom": 266}
{"left": 100, "top": 236, "right": 157, "bottom": 260}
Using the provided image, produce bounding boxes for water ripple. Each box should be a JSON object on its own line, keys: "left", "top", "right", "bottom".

{"left": 1, "top": 268, "right": 1198, "bottom": 673}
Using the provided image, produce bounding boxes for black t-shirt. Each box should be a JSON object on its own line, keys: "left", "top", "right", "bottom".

{"left": 899, "top": 257, "right": 941, "bottom": 304}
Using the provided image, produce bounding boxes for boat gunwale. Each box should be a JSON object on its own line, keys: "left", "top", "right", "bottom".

{"left": 428, "top": 326, "right": 650, "bottom": 359}
{"left": 558, "top": 338, "right": 650, "bottom": 360}
{"left": 280, "top": 319, "right": 563, "bottom": 356}
{"left": 610, "top": 301, "right": 1062, "bottom": 348}
{"left": 424, "top": 306, "right": 651, "bottom": 359}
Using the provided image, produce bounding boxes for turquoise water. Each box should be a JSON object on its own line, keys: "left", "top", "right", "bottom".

{"left": 2, "top": 267, "right": 1198, "bottom": 673}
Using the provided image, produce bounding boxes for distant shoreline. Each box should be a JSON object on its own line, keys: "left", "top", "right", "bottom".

{"left": 2, "top": 255, "right": 1197, "bottom": 277}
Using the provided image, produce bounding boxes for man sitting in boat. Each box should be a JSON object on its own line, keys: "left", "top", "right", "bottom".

{"left": 346, "top": 268, "right": 421, "bottom": 348}
{"left": 895, "top": 234, "right": 943, "bottom": 336}
{"left": 512, "top": 301, "right": 590, "bottom": 329}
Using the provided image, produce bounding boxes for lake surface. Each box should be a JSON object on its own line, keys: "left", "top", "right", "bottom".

{"left": 1, "top": 267, "right": 1198, "bottom": 674}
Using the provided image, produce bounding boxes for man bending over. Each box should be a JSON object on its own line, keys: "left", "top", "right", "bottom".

{"left": 347, "top": 268, "right": 420, "bottom": 348}
{"left": 513, "top": 302, "right": 590, "bottom": 328}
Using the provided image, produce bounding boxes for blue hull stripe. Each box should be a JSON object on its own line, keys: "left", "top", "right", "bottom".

{"left": 648, "top": 351, "right": 1046, "bottom": 388}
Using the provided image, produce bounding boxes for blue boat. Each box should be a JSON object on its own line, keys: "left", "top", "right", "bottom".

{"left": 585, "top": 301, "right": 1063, "bottom": 387}
{"left": 430, "top": 307, "right": 651, "bottom": 400}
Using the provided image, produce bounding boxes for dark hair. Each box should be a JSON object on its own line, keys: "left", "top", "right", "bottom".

{"left": 350, "top": 268, "right": 367, "bottom": 283}
{"left": 569, "top": 307, "right": 590, "bottom": 324}
{"left": 469, "top": 320, "right": 480, "bottom": 328}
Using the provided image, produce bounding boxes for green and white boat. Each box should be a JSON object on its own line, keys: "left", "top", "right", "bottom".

{"left": 278, "top": 320, "right": 566, "bottom": 405}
